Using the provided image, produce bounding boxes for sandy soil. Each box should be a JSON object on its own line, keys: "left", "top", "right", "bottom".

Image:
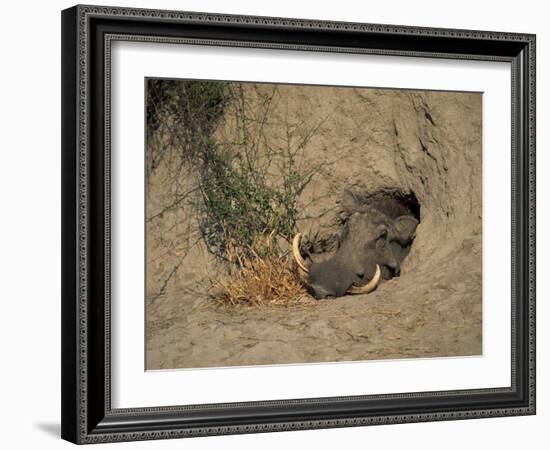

{"left": 146, "top": 84, "right": 482, "bottom": 370}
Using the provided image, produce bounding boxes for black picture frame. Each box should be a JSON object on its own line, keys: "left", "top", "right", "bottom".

{"left": 61, "top": 4, "right": 536, "bottom": 444}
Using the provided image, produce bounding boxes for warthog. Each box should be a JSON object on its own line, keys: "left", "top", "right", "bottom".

{"left": 293, "top": 193, "right": 419, "bottom": 299}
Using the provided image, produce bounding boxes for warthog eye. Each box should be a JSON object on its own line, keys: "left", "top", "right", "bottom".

{"left": 356, "top": 271, "right": 365, "bottom": 279}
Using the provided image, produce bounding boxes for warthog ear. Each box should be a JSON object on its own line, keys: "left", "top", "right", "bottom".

{"left": 390, "top": 215, "right": 419, "bottom": 244}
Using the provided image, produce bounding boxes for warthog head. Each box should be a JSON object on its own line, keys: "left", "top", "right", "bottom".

{"left": 293, "top": 194, "right": 419, "bottom": 299}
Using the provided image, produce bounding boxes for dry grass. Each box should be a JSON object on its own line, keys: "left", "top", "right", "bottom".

{"left": 214, "top": 235, "right": 312, "bottom": 306}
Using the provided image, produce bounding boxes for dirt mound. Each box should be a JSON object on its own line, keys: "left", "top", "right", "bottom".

{"left": 146, "top": 84, "right": 482, "bottom": 370}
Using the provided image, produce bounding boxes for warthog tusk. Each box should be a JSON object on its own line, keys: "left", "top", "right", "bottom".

{"left": 348, "top": 264, "right": 381, "bottom": 295}
{"left": 292, "top": 233, "right": 309, "bottom": 273}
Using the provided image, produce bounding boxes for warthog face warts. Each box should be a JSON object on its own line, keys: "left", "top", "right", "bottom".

{"left": 293, "top": 196, "right": 419, "bottom": 299}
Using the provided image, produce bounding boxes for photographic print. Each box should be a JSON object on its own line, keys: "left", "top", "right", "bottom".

{"left": 62, "top": 7, "right": 535, "bottom": 442}
{"left": 145, "top": 79, "right": 482, "bottom": 370}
